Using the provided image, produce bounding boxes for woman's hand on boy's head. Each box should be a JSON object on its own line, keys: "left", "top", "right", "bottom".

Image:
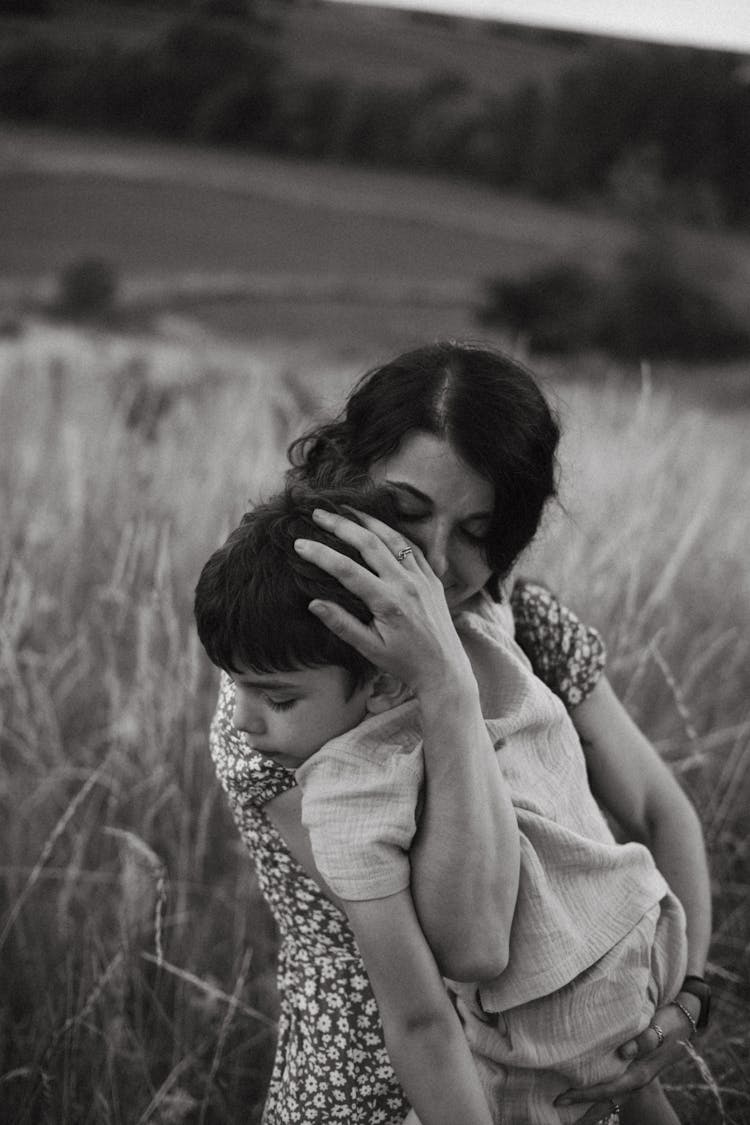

{"left": 293, "top": 508, "right": 471, "bottom": 695}
{"left": 555, "top": 1000, "right": 692, "bottom": 1121}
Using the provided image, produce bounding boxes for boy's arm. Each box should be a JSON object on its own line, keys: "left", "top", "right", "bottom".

{"left": 343, "top": 888, "right": 494, "bottom": 1125}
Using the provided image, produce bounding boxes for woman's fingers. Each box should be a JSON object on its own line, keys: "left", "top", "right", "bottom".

{"left": 307, "top": 600, "right": 381, "bottom": 661}
{"left": 556, "top": 1055, "right": 668, "bottom": 1107}
{"left": 622, "top": 1023, "right": 666, "bottom": 1059}
{"left": 559, "top": 1001, "right": 691, "bottom": 1111}
{"left": 294, "top": 538, "right": 391, "bottom": 604}
{"left": 312, "top": 507, "right": 425, "bottom": 576}
{"left": 339, "top": 507, "right": 430, "bottom": 572}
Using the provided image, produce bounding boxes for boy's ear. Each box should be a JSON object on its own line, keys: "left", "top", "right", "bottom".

{"left": 365, "top": 672, "right": 412, "bottom": 715}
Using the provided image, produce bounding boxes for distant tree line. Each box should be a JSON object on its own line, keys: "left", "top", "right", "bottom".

{"left": 1, "top": 11, "right": 749, "bottom": 226}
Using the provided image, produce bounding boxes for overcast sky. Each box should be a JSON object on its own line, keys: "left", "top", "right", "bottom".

{"left": 346, "top": 0, "right": 750, "bottom": 52}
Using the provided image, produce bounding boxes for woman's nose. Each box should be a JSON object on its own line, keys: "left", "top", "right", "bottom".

{"left": 415, "top": 522, "right": 450, "bottom": 581}
{"left": 233, "top": 694, "right": 265, "bottom": 734}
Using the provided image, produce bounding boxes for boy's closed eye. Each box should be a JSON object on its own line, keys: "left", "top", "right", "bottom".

{"left": 265, "top": 696, "right": 299, "bottom": 712}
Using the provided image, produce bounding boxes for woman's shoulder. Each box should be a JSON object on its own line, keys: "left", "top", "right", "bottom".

{"left": 508, "top": 578, "right": 607, "bottom": 709}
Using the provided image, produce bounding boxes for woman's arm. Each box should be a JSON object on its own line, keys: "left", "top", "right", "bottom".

{"left": 573, "top": 676, "right": 711, "bottom": 976}
{"left": 292, "top": 507, "right": 520, "bottom": 979}
{"left": 408, "top": 672, "right": 518, "bottom": 979}
{"left": 555, "top": 675, "right": 712, "bottom": 1116}
{"left": 344, "top": 889, "right": 494, "bottom": 1125}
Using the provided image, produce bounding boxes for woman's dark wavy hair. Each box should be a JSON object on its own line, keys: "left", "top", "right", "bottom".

{"left": 194, "top": 482, "right": 401, "bottom": 692}
{"left": 287, "top": 341, "right": 560, "bottom": 588}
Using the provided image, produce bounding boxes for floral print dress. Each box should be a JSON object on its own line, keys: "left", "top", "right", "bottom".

{"left": 208, "top": 580, "right": 607, "bottom": 1124}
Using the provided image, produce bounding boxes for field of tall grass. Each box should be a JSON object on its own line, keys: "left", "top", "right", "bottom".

{"left": 1, "top": 322, "right": 748, "bottom": 1124}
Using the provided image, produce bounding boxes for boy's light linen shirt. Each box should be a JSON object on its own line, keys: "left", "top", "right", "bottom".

{"left": 296, "top": 593, "right": 670, "bottom": 1011}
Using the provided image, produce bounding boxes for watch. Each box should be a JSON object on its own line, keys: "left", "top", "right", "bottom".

{"left": 679, "top": 975, "right": 711, "bottom": 1031}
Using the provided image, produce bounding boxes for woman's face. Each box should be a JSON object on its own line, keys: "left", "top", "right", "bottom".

{"left": 369, "top": 432, "right": 494, "bottom": 611}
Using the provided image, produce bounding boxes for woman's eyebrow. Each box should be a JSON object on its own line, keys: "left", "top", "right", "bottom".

{"left": 389, "top": 481, "right": 492, "bottom": 520}
{"left": 387, "top": 482, "right": 432, "bottom": 504}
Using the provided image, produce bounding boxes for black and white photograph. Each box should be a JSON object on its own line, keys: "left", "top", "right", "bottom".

{"left": 1, "top": 1, "right": 748, "bottom": 1122}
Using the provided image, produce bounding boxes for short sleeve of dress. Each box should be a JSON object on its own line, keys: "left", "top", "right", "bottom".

{"left": 509, "top": 579, "right": 606, "bottom": 709}
{"left": 209, "top": 673, "right": 297, "bottom": 808}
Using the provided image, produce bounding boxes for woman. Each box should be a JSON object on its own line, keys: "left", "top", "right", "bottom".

{"left": 209, "top": 341, "right": 711, "bottom": 1124}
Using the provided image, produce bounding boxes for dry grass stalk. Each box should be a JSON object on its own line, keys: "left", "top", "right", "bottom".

{"left": 679, "top": 1040, "right": 726, "bottom": 1122}
{"left": 0, "top": 753, "right": 113, "bottom": 954}
{"left": 140, "top": 952, "right": 276, "bottom": 1028}
{"left": 199, "top": 946, "right": 254, "bottom": 1124}
{"left": 104, "top": 826, "right": 167, "bottom": 965}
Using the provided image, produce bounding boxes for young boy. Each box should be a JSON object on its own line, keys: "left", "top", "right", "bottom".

{"left": 195, "top": 483, "right": 688, "bottom": 1125}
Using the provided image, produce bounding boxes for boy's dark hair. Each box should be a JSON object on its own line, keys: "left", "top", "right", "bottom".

{"left": 194, "top": 481, "right": 401, "bottom": 693}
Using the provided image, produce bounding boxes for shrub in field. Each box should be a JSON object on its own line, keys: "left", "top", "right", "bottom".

{"left": 477, "top": 262, "right": 602, "bottom": 353}
{"left": 267, "top": 74, "right": 350, "bottom": 157}
{"left": 193, "top": 72, "right": 277, "bottom": 145}
{"left": 147, "top": 17, "right": 280, "bottom": 137}
{"left": 0, "top": 35, "right": 69, "bottom": 119}
{"left": 599, "top": 234, "right": 750, "bottom": 360}
{"left": 57, "top": 257, "right": 119, "bottom": 320}
{"left": 478, "top": 231, "right": 750, "bottom": 361}
{"left": 0, "top": 0, "right": 53, "bottom": 13}
{"left": 337, "top": 84, "right": 420, "bottom": 167}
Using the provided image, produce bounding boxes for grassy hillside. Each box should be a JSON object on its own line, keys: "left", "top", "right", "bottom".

{"left": 2, "top": 126, "right": 750, "bottom": 402}
{"left": 0, "top": 322, "right": 748, "bottom": 1123}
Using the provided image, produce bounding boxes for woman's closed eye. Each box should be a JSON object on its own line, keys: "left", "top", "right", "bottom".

{"left": 460, "top": 522, "right": 489, "bottom": 545}
{"left": 395, "top": 508, "right": 488, "bottom": 546}
{"left": 393, "top": 506, "right": 430, "bottom": 526}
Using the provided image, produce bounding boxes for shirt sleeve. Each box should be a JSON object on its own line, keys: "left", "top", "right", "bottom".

{"left": 296, "top": 711, "right": 423, "bottom": 901}
{"left": 509, "top": 579, "right": 606, "bottom": 709}
{"left": 209, "top": 673, "right": 297, "bottom": 809}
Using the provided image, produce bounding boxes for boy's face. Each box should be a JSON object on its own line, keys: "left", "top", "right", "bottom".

{"left": 230, "top": 663, "right": 372, "bottom": 770}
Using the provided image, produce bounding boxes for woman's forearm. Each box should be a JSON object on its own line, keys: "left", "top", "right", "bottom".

{"left": 409, "top": 670, "right": 520, "bottom": 980}
{"left": 572, "top": 677, "right": 712, "bottom": 979}
{"left": 347, "top": 890, "right": 494, "bottom": 1125}
{"left": 384, "top": 1011, "right": 494, "bottom": 1125}
{"left": 647, "top": 790, "right": 712, "bottom": 975}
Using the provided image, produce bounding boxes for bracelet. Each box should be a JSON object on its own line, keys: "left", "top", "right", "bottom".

{"left": 671, "top": 999, "right": 698, "bottom": 1036}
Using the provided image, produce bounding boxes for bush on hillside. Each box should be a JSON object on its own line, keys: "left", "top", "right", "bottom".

{"left": 0, "top": 15, "right": 280, "bottom": 140}
{"left": 0, "top": 35, "right": 70, "bottom": 119}
{"left": 147, "top": 17, "right": 279, "bottom": 137}
{"left": 192, "top": 72, "right": 277, "bottom": 143}
{"left": 477, "top": 232, "right": 750, "bottom": 361}
{"left": 599, "top": 236, "right": 750, "bottom": 360}
{"left": 0, "top": 0, "right": 53, "bottom": 13}
{"left": 56, "top": 258, "right": 119, "bottom": 320}
{"left": 267, "top": 75, "right": 350, "bottom": 157}
{"left": 477, "top": 262, "right": 602, "bottom": 353}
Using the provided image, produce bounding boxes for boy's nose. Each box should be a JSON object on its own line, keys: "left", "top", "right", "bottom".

{"left": 233, "top": 696, "right": 265, "bottom": 735}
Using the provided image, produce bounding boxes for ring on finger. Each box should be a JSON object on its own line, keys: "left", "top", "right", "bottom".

{"left": 395, "top": 546, "right": 414, "bottom": 563}
{"left": 649, "top": 1020, "right": 665, "bottom": 1048}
